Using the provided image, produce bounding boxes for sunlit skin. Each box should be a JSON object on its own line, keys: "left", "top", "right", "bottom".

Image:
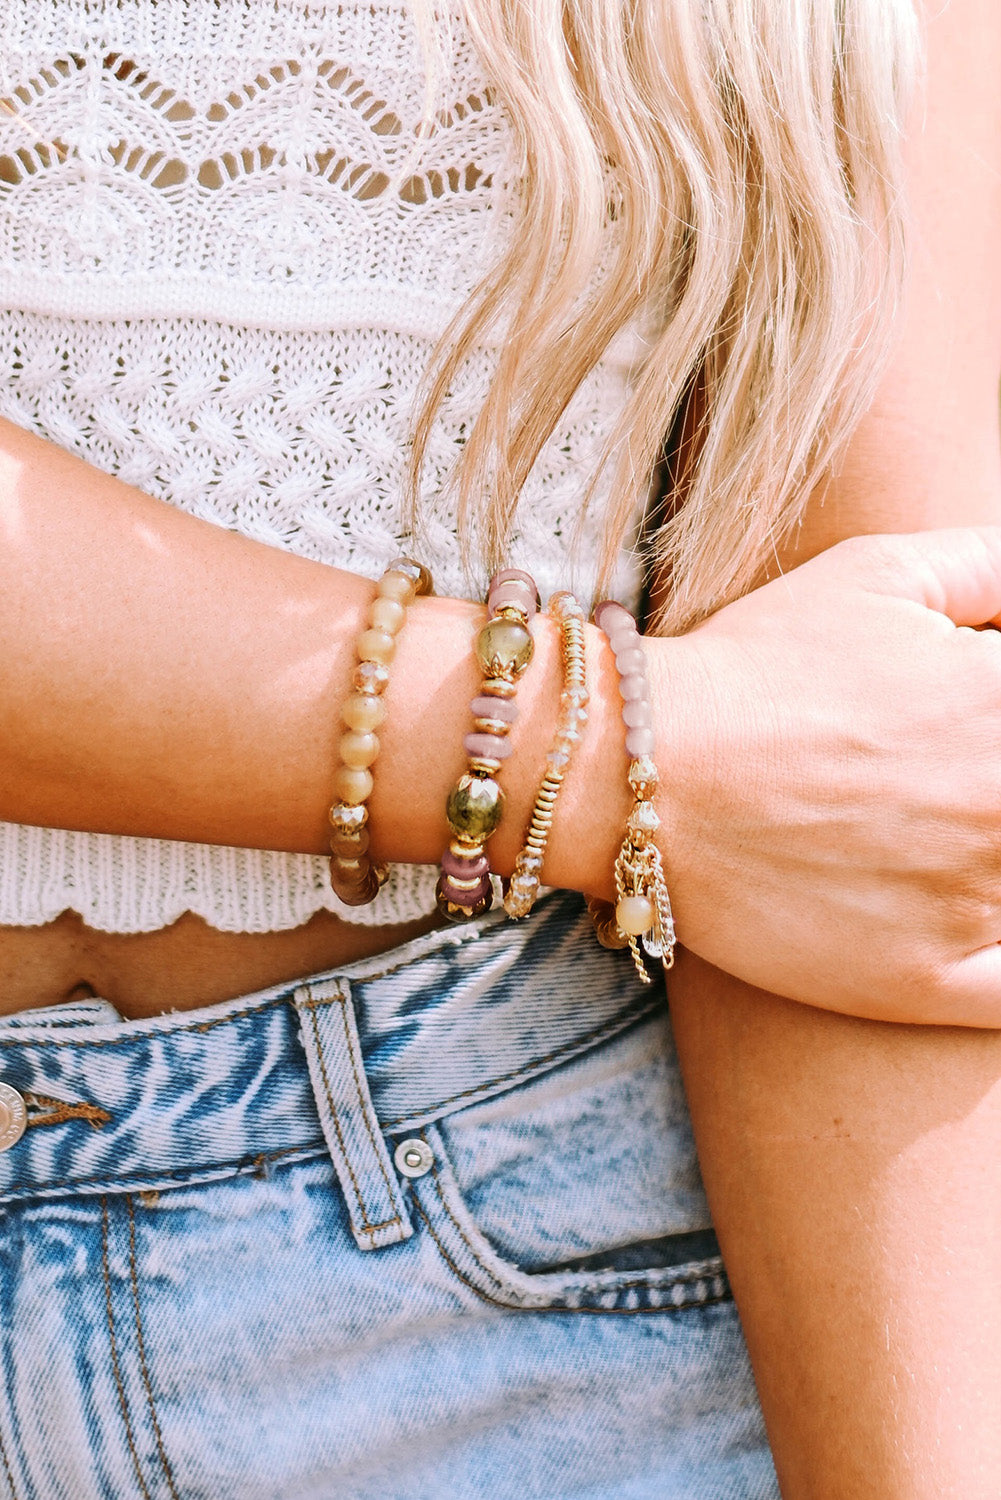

{"left": 669, "top": 2, "right": 1001, "bottom": 1494}
{"left": 0, "top": 0, "right": 997, "bottom": 1495}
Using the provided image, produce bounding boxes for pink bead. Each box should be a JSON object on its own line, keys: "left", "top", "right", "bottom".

{"left": 625, "top": 725, "right": 656, "bottom": 757}
{"left": 490, "top": 567, "right": 538, "bottom": 594}
{"left": 464, "top": 732, "right": 513, "bottom": 761}
{"left": 619, "top": 672, "right": 648, "bottom": 702}
{"left": 594, "top": 600, "right": 632, "bottom": 633}
{"left": 488, "top": 577, "right": 535, "bottom": 610}
{"left": 607, "top": 626, "right": 636, "bottom": 655}
{"left": 614, "top": 645, "right": 646, "bottom": 675}
{"left": 440, "top": 873, "right": 493, "bottom": 907}
{"left": 471, "top": 694, "right": 518, "bottom": 723}
{"left": 622, "top": 699, "right": 652, "bottom": 729}
{"left": 441, "top": 848, "right": 490, "bottom": 880}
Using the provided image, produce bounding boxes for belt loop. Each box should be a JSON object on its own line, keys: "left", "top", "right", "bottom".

{"left": 294, "top": 978, "right": 413, "bottom": 1251}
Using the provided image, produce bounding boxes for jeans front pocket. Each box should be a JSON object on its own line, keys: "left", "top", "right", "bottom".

{"left": 402, "top": 1008, "right": 730, "bottom": 1314}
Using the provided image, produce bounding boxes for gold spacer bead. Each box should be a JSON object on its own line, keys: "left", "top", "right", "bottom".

{"left": 479, "top": 677, "right": 517, "bottom": 699}
{"left": 468, "top": 756, "right": 502, "bottom": 776}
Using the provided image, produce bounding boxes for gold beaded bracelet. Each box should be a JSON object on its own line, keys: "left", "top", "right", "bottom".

{"left": 328, "top": 556, "right": 433, "bottom": 905}
{"left": 503, "top": 591, "right": 589, "bottom": 919}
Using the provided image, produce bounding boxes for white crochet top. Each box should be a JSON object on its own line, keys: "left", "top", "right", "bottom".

{"left": 0, "top": 0, "right": 645, "bottom": 933}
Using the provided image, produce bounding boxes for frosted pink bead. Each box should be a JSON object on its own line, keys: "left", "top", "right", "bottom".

{"left": 622, "top": 700, "right": 652, "bottom": 729}
{"left": 464, "top": 732, "right": 513, "bottom": 761}
{"left": 625, "top": 725, "right": 656, "bottom": 757}
{"left": 470, "top": 694, "right": 519, "bottom": 723}
{"left": 619, "top": 672, "right": 648, "bottom": 702}
{"left": 487, "top": 579, "right": 536, "bottom": 616}
{"left": 490, "top": 567, "right": 538, "bottom": 597}
{"left": 607, "top": 627, "right": 636, "bottom": 655}
{"left": 593, "top": 600, "right": 632, "bottom": 633}
{"left": 614, "top": 646, "right": 645, "bottom": 676}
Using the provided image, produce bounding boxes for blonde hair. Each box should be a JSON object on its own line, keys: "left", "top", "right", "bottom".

{"left": 408, "top": 0, "right": 918, "bottom": 630}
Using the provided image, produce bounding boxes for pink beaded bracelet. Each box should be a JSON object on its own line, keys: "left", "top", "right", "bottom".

{"left": 436, "top": 568, "right": 540, "bottom": 921}
{"left": 328, "top": 556, "right": 433, "bottom": 905}
{"left": 587, "top": 600, "right": 675, "bottom": 982}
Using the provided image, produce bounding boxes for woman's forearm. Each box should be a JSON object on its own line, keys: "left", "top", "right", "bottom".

{"left": 670, "top": 957, "right": 1001, "bottom": 1500}
{"left": 667, "top": 3, "right": 1001, "bottom": 1490}
{"left": 0, "top": 414, "right": 634, "bottom": 884}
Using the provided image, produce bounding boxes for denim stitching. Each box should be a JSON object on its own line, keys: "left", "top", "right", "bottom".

{"left": 24, "top": 1092, "right": 111, "bottom": 1131}
{"left": 305, "top": 1003, "right": 400, "bottom": 1237}
{"left": 0, "top": 1420, "right": 20, "bottom": 1500}
{"left": 100, "top": 1197, "right": 154, "bottom": 1500}
{"left": 127, "top": 1197, "right": 181, "bottom": 1500}
{"left": 381, "top": 996, "right": 659, "bottom": 1130}
{"left": 0, "top": 995, "right": 290, "bottom": 1050}
{"left": 331, "top": 990, "right": 404, "bottom": 1220}
{"left": 0, "top": 1143, "right": 323, "bottom": 1209}
{"left": 410, "top": 1195, "right": 729, "bottom": 1318}
{"left": 422, "top": 1129, "right": 729, "bottom": 1304}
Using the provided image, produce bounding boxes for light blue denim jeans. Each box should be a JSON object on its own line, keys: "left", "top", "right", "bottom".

{"left": 0, "top": 891, "right": 779, "bottom": 1499}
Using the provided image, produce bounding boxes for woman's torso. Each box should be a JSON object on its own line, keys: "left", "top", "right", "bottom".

{"left": 0, "top": 0, "right": 644, "bottom": 1015}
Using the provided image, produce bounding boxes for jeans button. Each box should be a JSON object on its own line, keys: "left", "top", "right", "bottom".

{"left": 0, "top": 1083, "right": 26, "bottom": 1152}
{"left": 394, "top": 1138, "right": 434, "bottom": 1178}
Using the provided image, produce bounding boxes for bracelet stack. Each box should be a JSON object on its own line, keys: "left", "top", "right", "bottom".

{"left": 328, "top": 556, "right": 433, "bottom": 906}
{"left": 587, "top": 600, "right": 675, "bottom": 983}
{"left": 503, "top": 591, "right": 589, "bottom": 919}
{"left": 436, "top": 568, "right": 539, "bottom": 922}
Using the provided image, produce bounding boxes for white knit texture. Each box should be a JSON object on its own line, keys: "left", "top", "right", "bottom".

{"left": 0, "top": 0, "right": 644, "bottom": 934}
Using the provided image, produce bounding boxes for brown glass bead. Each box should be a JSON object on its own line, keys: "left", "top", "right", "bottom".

{"left": 329, "top": 827, "right": 371, "bottom": 858}
{"left": 331, "top": 864, "right": 384, "bottom": 905}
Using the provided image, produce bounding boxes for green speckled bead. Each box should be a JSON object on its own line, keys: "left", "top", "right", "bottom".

{"left": 446, "top": 774, "right": 504, "bottom": 842}
{"left": 475, "top": 618, "right": 534, "bottom": 680}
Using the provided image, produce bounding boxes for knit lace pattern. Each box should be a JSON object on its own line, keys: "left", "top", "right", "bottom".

{"left": 0, "top": 0, "right": 644, "bottom": 933}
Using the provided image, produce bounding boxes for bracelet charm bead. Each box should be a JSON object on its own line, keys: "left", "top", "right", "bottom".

{"left": 327, "top": 556, "right": 433, "bottom": 906}
{"left": 437, "top": 568, "right": 540, "bottom": 921}
{"left": 589, "top": 600, "right": 675, "bottom": 982}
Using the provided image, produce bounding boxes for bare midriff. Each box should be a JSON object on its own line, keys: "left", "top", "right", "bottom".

{"left": 0, "top": 910, "right": 441, "bottom": 1020}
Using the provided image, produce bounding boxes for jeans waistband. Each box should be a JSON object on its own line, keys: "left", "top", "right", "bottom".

{"left": 0, "top": 893, "right": 659, "bottom": 1246}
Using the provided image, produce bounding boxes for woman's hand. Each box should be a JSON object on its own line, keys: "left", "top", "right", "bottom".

{"left": 647, "top": 527, "right": 1001, "bottom": 1025}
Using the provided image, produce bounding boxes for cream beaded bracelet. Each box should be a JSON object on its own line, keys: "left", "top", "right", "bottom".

{"left": 503, "top": 591, "right": 589, "bottom": 919}
{"left": 328, "top": 556, "right": 433, "bottom": 905}
{"left": 587, "top": 600, "right": 676, "bottom": 983}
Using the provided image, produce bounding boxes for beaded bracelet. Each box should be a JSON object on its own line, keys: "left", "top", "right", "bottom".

{"left": 328, "top": 556, "right": 433, "bottom": 905}
{"left": 587, "top": 600, "right": 676, "bottom": 983}
{"left": 503, "top": 591, "right": 589, "bottom": 919}
{"left": 436, "top": 568, "right": 540, "bottom": 922}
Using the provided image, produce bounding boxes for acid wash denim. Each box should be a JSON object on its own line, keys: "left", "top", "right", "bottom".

{"left": 0, "top": 891, "right": 779, "bottom": 1500}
